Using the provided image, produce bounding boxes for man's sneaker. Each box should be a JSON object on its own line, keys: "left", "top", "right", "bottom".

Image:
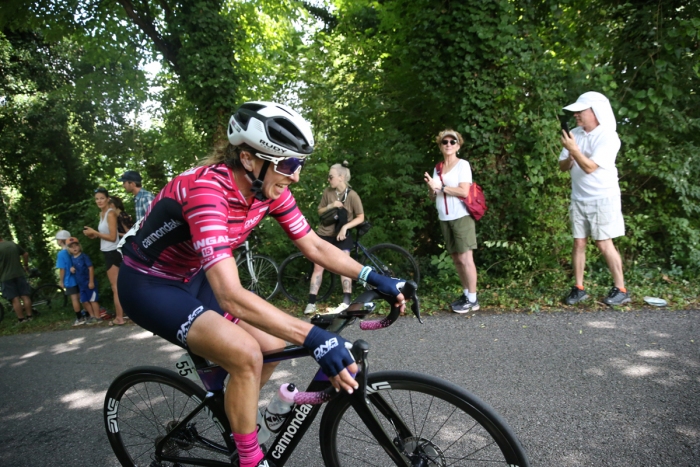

{"left": 72, "top": 317, "right": 86, "bottom": 327}
{"left": 603, "top": 286, "right": 631, "bottom": 306}
{"left": 325, "top": 303, "right": 349, "bottom": 314}
{"left": 452, "top": 296, "right": 480, "bottom": 314}
{"left": 303, "top": 303, "right": 317, "bottom": 315}
{"left": 450, "top": 295, "right": 467, "bottom": 309}
{"left": 85, "top": 316, "right": 100, "bottom": 325}
{"left": 563, "top": 286, "right": 589, "bottom": 305}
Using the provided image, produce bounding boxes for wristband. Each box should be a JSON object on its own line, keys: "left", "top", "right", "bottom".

{"left": 358, "top": 265, "right": 372, "bottom": 286}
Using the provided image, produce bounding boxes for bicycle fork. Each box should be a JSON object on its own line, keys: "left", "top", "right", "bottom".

{"left": 347, "top": 340, "right": 413, "bottom": 467}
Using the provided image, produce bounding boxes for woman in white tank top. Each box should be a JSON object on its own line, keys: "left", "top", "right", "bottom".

{"left": 83, "top": 187, "right": 126, "bottom": 325}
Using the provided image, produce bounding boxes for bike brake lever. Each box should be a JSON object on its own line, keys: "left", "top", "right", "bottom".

{"left": 358, "top": 280, "right": 422, "bottom": 330}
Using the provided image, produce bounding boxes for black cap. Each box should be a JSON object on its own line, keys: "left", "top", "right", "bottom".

{"left": 118, "top": 170, "right": 142, "bottom": 182}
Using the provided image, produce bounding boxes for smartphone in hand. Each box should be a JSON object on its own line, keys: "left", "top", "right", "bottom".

{"left": 560, "top": 119, "right": 571, "bottom": 137}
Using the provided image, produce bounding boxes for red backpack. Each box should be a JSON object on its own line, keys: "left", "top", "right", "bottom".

{"left": 435, "top": 161, "right": 487, "bottom": 221}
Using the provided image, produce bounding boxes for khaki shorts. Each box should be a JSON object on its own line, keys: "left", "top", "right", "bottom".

{"left": 440, "top": 215, "right": 477, "bottom": 253}
{"left": 570, "top": 196, "right": 625, "bottom": 241}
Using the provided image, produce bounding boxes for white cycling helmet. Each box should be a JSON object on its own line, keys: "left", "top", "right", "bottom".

{"left": 55, "top": 230, "right": 71, "bottom": 240}
{"left": 227, "top": 101, "right": 314, "bottom": 158}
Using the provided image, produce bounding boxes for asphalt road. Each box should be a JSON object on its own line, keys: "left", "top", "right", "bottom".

{"left": 0, "top": 308, "right": 698, "bottom": 466}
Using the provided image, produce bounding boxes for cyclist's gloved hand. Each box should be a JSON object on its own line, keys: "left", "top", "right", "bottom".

{"left": 366, "top": 270, "right": 405, "bottom": 299}
{"left": 304, "top": 326, "right": 355, "bottom": 377}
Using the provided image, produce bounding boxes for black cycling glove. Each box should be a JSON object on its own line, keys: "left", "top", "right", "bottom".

{"left": 366, "top": 271, "right": 405, "bottom": 299}
{"left": 304, "top": 326, "right": 355, "bottom": 377}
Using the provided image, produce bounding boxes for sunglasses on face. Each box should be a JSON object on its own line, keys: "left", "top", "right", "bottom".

{"left": 441, "top": 139, "right": 458, "bottom": 146}
{"left": 255, "top": 153, "right": 306, "bottom": 177}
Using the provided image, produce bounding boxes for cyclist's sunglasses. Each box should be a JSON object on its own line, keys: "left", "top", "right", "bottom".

{"left": 255, "top": 153, "right": 306, "bottom": 177}
{"left": 441, "top": 139, "right": 458, "bottom": 146}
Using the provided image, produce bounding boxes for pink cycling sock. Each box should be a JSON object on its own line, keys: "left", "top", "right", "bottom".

{"left": 232, "top": 431, "right": 264, "bottom": 467}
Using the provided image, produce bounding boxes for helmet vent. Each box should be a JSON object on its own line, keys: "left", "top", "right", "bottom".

{"left": 252, "top": 120, "right": 265, "bottom": 133}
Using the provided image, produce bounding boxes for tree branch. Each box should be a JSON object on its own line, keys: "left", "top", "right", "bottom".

{"left": 116, "top": 0, "right": 179, "bottom": 69}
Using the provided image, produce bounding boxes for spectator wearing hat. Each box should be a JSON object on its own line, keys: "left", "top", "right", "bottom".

{"left": 55, "top": 230, "right": 84, "bottom": 326}
{"left": 559, "top": 91, "right": 629, "bottom": 306}
{"left": 0, "top": 236, "right": 33, "bottom": 323}
{"left": 66, "top": 237, "right": 101, "bottom": 325}
{"left": 118, "top": 170, "right": 155, "bottom": 222}
{"left": 424, "top": 129, "right": 479, "bottom": 314}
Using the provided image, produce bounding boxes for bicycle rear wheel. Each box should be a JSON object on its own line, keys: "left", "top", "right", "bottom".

{"left": 104, "top": 366, "right": 233, "bottom": 467}
{"left": 361, "top": 243, "right": 420, "bottom": 285}
{"left": 320, "top": 371, "right": 530, "bottom": 467}
{"left": 278, "top": 252, "right": 334, "bottom": 303}
{"left": 31, "top": 284, "right": 68, "bottom": 310}
{"left": 237, "top": 254, "right": 280, "bottom": 300}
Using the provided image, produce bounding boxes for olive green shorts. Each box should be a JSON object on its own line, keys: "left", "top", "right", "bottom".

{"left": 440, "top": 215, "right": 477, "bottom": 253}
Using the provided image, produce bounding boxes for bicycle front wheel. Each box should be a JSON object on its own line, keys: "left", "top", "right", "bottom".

{"left": 104, "top": 366, "right": 233, "bottom": 467}
{"left": 237, "top": 254, "right": 280, "bottom": 300}
{"left": 320, "top": 371, "right": 530, "bottom": 467}
{"left": 278, "top": 252, "right": 334, "bottom": 303}
{"left": 31, "top": 284, "right": 68, "bottom": 310}
{"left": 362, "top": 243, "right": 420, "bottom": 285}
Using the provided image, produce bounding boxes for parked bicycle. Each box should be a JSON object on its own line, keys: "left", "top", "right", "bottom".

{"left": 234, "top": 232, "right": 280, "bottom": 301}
{"left": 0, "top": 268, "right": 67, "bottom": 323}
{"left": 277, "top": 222, "right": 420, "bottom": 303}
{"left": 103, "top": 282, "right": 530, "bottom": 466}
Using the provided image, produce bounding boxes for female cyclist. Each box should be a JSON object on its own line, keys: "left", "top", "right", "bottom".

{"left": 117, "top": 101, "right": 406, "bottom": 467}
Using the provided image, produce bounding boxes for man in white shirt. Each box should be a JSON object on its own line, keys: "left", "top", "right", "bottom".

{"left": 559, "top": 91, "right": 630, "bottom": 306}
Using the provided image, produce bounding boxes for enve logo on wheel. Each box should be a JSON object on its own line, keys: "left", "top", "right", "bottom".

{"left": 106, "top": 398, "right": 119, "bottom": 433}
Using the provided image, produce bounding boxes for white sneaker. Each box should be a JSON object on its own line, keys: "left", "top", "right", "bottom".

{"left": 72, "top": 318, "right": 86, "bottom": 327}
{"left": 325, "top": 303, "right": 349, "bottom": 314}
{"left": 303, "top": 303, "right": 317, "bottom": 315}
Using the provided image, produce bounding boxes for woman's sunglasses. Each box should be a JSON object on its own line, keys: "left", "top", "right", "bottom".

{"left": 441, "top": 139, "right": 458, "bottom": 146}
{"left": 255, "top": 153, "right": 306, "bottom": 177}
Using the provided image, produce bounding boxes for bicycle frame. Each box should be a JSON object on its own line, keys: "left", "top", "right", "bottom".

{"left": 152, "top": 287, "right": 422, "bottom": 467}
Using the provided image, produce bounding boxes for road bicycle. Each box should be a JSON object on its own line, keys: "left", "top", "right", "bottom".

{"left": 277, "top": 222, "right": 420, "bottom": 304}
{"left": 0, "top": 268, "right": 67, "bottom": 323}
{"left": 103, "top": 282, "right": 530, "bottom": 466}
{"left": 235, "top": 233, "right": 280, "bottom": 301}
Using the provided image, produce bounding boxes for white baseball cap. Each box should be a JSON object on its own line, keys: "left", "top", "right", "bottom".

{"left": 55, "top": 230, "right": 71, "bottom": 240}
{"left": 563, "top": 91, "right": 610, "bottom": 112}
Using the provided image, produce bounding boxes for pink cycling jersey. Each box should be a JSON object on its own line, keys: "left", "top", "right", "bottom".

{"left": 121, "top": 163, "right": 311, "bottom": 280}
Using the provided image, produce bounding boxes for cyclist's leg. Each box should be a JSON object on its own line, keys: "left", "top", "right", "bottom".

{"left": 196, "top": 272, "right": 283, "bottom": 386}
{"left": 236, "top": 320, "right": 283, "bottom": 385}
{"left": 187, "top": 314, "right": 265, "bottom": 433}
{"left": 119, "top": 266, "right": 265, "bottom": 441}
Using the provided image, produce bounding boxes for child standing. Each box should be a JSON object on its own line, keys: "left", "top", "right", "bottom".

{"left": 66, "top": 237, "right": 101, "bottom": 325}
{"left": 55, "top": 230, "right": 84, "bottom": 326}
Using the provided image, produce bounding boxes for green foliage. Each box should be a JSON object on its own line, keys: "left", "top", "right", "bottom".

{"left": 0, "top": 0, "right": 698, "bottom": 313}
